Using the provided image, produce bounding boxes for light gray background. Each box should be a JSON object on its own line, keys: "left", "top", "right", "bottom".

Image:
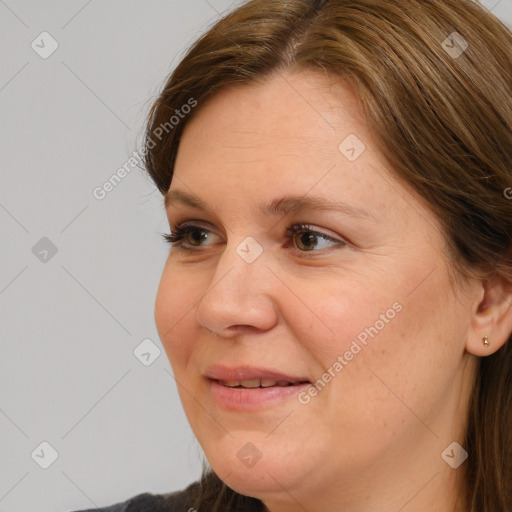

{"left": 1, "top": 1, "right": 511, "bottom": 511}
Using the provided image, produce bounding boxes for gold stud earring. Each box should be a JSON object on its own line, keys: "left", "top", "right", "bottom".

{"left": 483, "top": 336, "right": 490, "bottom": 347}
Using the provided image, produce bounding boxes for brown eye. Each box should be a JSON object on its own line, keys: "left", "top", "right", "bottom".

{"left": 294, "top": 231, "right": 318, "bottom": 251}
{"left": 163, "top": 223, "right": 218, "bottom": 248}
{"left": 286, "top": 223, "right": 346, "bottom": 253}
{"left": 186, "top": 229, "right": 208, "bottom": 246}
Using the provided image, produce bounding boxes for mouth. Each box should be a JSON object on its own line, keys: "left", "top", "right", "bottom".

{"left": 204, "top": 365, "right": 312, "bottom": 410}
{"left": 217, "top": 378, "right": 310, "bottom": 388}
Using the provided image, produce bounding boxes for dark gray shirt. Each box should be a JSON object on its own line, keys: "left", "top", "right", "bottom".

{"left": 71, "top": 479, "right": 265, "bottom": 512}
{"left": 71, "top": 485, "right": 197, "bottom": 512}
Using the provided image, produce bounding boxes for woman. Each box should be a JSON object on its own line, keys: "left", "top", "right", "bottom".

{"left": 76, "top": 0, "right": 512, "bottom": 510}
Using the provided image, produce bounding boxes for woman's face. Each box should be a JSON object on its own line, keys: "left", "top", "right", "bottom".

{"left": 155, "top": 71, "right": 478, "bottom": 509}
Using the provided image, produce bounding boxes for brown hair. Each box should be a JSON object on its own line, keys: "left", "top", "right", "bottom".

{"left": 142, "top": 0, "right": 512, "bottom": 510}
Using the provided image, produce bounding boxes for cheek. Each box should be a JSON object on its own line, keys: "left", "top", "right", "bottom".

{"left": 316, "top": 268, "right": 464, "bottom": 430}
{"left": 154, "top": 263, "right": 200, "bottom": 367}
{"left": 285, "top": 273, "right": 403, "bottom": 363}
{"left": 290, "top": 260, "right": 461, "bottom": 402}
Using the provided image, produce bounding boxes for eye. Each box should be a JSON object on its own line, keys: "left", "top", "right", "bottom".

{"left": 161, "top": 222, "right": 346, "bottom": 254}
{"left": 286, "top": 223, "right": 346, "bottom": 252}
{"left": 161, "top": 223, "right": 218, "bottom": 249}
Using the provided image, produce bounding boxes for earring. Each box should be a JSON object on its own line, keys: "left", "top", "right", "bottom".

{"left": 483, "top": 336, "right": 490, "bottom": 347}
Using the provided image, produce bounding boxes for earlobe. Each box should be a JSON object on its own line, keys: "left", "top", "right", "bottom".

{"left": 466, "top": 275, "right": 512, "bottom": 357}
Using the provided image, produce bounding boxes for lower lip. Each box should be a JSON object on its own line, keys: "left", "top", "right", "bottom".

{"left": 208, "top": 379, "right": 311, "bottom": 411}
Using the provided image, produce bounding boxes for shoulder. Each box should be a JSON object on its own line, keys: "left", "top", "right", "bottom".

{"left": 70, "top": 481, "right": 201, "bottom": 512}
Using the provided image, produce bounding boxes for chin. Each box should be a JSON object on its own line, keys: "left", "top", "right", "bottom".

{"left": 200, "top": 433, "right": 318, "bottom": 499}
{"left": 210, "top": 453, "right": 295, "bottom": 497}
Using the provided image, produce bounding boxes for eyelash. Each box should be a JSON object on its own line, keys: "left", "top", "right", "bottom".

{"left": 161, "top": 222, "right": 346, "bottom": 254}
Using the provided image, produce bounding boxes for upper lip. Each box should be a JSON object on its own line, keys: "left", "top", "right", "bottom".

{"left": 204, "top": 365, "right": 310, "bottom": 383}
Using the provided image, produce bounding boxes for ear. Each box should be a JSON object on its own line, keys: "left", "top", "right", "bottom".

{"left": 466, "top": 274, "right": 512, "bottom": 356}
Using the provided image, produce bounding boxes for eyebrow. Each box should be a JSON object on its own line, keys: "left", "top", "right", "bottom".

{"left": 164, "top": 189, "right": 374, "bottom": 221}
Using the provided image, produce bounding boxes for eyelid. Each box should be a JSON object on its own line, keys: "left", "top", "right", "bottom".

{"left": 171, "top": 220, "right": 344, "bottom": 240}
{"left": 287, "top": 223, "right": 345, "bottom": 243}
{"left": 290, "top": 222, "right": 347, "bottom": 242}
{"left": 173, "top": 220, "right": 217, "bottom": 231}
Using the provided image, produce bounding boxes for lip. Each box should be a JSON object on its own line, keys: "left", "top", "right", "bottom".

{"left": 204, "top": 365, "right": 310, "bottom": 383}
{"left": 204, "top": 365, "right": 311, "bottom": 411}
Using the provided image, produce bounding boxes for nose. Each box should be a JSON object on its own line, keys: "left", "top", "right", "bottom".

{"left": 194, "top": 240, "right": 278, "bottom": 338}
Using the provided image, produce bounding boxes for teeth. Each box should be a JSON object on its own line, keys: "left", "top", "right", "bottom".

{"left": 219, "top": 379, "right": 293, "bottom": 388}
{"left": 239, "top": 379, "right": 261, "bottom": 388}
{"left": 222, "top": 380, "right": 241, "bottom": 387}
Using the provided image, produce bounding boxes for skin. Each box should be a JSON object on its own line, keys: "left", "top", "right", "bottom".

{"left": 154, "top": 70, "right": 512, "bottom": 512}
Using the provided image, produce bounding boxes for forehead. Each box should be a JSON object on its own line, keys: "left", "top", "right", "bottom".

{"left": 170, "top": 70, "right": 433, "bottom": 233}
{"left": 178, "top": 70, "right": 364, "bottom": 154}
{"left": 174, "top": 72, "right": 371, "bottom": 186}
